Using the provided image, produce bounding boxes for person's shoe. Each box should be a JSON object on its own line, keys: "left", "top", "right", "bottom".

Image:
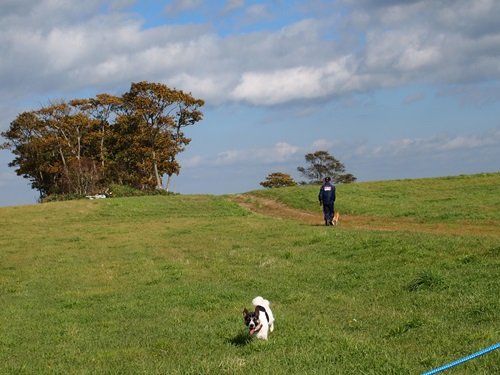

{"left": 329, "top": 221, "right": 333, "bottom": 226}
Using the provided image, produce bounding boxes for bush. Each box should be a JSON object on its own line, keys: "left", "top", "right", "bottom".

{"left": 109, "top": 184, "right": 175, "bottom": 197}
{"left": 260, "top": 172, "right": 297, "bottom": 188}
{"left": 41, "top": 193, "right": 84, "bottom": 203}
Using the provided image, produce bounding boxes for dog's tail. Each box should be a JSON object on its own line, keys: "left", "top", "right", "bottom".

{"left": 253, "top": 296, "right": 274, "bottom": 331}
{"left": 252, "top": 296, "right": 270, "bottom": 309}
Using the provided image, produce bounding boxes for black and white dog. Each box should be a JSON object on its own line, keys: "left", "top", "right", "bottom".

{"left": 242, "top": 296, "right": 275, "bottom": 340}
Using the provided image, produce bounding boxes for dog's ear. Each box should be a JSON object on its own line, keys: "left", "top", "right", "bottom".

{"left": 243, "top": 308, "right": 248, "bottom": 316}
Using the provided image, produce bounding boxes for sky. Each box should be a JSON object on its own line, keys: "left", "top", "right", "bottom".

{"left": 1, "top": 0, "right": 499, "bottom": 206}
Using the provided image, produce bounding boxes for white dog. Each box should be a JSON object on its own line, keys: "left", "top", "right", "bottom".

{"left": 242, "top": 296, "right": 275, "bottom": 340}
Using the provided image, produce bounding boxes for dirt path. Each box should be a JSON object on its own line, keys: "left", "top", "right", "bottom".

{"left": 230, "top": 194, "right": 499, "bottom": 238}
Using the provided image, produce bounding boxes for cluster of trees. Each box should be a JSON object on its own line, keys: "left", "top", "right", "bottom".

{"left": 260, "top": 150, "right": 356, "bottom": 188}
{"left": 1, "top": 82, "right": 204, "bottom": 200}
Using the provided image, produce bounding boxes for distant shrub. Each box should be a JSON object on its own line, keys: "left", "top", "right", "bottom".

{"left": 109, "top": 184, "right": 142, "bottom": 197}
{"left": 41, "top": 193, "right": 85, "bottom": 203}
{"left": 260, "top": 172, "right": 297, "bottom": 188}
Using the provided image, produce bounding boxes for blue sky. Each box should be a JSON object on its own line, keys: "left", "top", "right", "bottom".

{"left": 1, "top": 0, "right": 499, "bottom": 206}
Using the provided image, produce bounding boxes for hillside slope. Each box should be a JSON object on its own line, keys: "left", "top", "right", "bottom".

{"left": 231, "top": 173, "right": 500, "bottom": 237}
{"left": 0, "top": 173, "right": 499, "bottom": 374}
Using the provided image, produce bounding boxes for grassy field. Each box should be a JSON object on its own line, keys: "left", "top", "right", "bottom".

{"left": 0, "top": 173, "right": 499, "bottom": 374}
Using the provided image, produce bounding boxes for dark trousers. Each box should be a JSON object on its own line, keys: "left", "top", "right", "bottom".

{"left": 322, "top": 202, "right": 334, "bottom": 222}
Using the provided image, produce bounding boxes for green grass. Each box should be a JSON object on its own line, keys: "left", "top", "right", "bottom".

{"left": 250, "top": 173, "right": 500, "bottom": 222}
{"left": 0, "top": 174, "right": 499, "bottom": 374}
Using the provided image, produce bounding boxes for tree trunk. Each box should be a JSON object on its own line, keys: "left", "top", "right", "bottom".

{"left": 152, "top": 150, "right": 162, "bottom": 189}
{"left": 100, "top": 125, "right": 105, "bottom": 168}
{"left": 58, "top": 147, "right": 67, "bottom": 171}
{"left": 165, "top": 173, "right": 172, "bottom": 192}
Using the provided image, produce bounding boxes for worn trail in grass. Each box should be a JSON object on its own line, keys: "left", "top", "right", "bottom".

{"left": 231, "top": 194, "right": 500, "bottom": 238}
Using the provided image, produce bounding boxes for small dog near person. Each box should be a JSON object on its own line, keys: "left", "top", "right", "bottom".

{"left": 332, "top": 211, "right": 340, "bottom": 226}
{"left": 242, "top": 296, "right": 275, "bottom": 340}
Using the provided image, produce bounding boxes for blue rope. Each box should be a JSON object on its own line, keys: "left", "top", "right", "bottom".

{"left": 421, "top": 343, "right": 500, "bottom": 375}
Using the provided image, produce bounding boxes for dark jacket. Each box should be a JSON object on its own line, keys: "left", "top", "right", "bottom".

{"left": 319, "top": 182, "right": 336, "bottom": 204}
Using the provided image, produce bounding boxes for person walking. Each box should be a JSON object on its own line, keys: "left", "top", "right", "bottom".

{"left": 318, "top": 176, "right": 336, "bottom": 226}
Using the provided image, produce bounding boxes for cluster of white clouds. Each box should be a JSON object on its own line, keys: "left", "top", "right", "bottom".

{"left": 0, "top": 0, "right": 499, "bottom": 202}
{"left": 354, "top": 129, "right": 500, "bottom": 159}
{"left": 1, "top": 0, "right": 499, "bottom": 107}
{"left": 184, "top": 141, "right": 301, "bottom": 168}
{"left": 181, "top": 128, "right": 500, "bottom": 171}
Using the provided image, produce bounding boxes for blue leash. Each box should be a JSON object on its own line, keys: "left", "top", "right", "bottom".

{"left": 421, "top": 343, "right": 500, "bottom": 375}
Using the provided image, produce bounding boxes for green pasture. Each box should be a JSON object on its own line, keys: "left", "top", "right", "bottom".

{"left": 0, "top": 173, "right": 499, "bottom": 374}
{"left": 251, "top": 172, "right": 500, "bottom": 223}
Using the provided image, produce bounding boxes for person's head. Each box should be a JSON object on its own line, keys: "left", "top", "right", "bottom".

{"left": 324, "top": 177, "right": 331, "bottom": 182}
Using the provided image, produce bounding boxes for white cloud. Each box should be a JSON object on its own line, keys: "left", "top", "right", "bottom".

{"left": 165, "top": 0, "right": 203, "bottom": 15}
{"left": 363, "top": 28, "right": 443, "bottom": 78}
{"left": 183, "top": 142, "right": 301, "bottom": 168}
{"left": 232, "top": 57, "right": 358, "bottom": 105}
{"left": 439, "top": 132, "right": 500, "bottom": 151}
{"left": 312, "top": 139, "right": 339, "bottom": 150}
{"left": 353, "top": 130, "right": 500, "bottom": 158}
{"left": 214, "top": 142, "right": 301, "bottom": 165}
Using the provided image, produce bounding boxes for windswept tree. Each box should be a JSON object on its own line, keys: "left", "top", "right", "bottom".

{"left": 1, "top": 111, "right": 52, "bottom": 197}
{"left": 2, "top": 102, "right": 101, "bottom": 198}
{"left": 297, "top": 150, "right": 356, "bottom": 184}
{"left": 260, "top": 172, "right": 297, "bottom": 188}
{"left": 121, "top": 82, "right": 204, "bottom": 190}
{"left": 165, "top": 91, "right": 204, "bottom": 192}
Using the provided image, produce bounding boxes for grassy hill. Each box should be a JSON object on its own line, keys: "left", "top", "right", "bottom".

{"left": 1, "top": 173, "right": 499, "bottom": 374}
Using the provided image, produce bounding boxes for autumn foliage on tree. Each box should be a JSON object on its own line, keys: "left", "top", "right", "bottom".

{"left": 1, "top": 82, "right": 204, "bottom": 200}
{"left": 297, "top": 150, "right": 356, "bottom": 184}
{"left": 260, "top": 172, "right": 297, "bottom": 188}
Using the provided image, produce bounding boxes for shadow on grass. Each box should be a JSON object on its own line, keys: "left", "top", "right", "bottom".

{"left": 228, "top": 331, "right": 253, "bottom": 347}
